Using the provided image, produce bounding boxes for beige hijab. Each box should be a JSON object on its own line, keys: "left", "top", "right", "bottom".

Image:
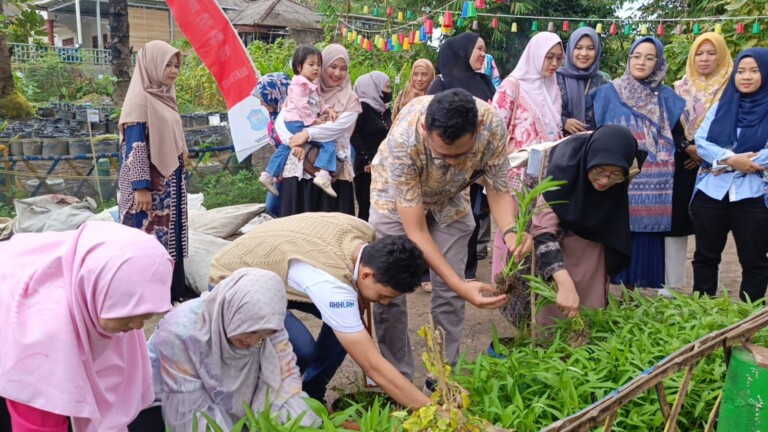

{"left": 319, "top": 44, "right": 362, "bottom": 114}
{"left": 392, "top": 59, "right": 435, "bottom": 119}
{"left": 119, "top": 40, "right": 187, "bottom": 178}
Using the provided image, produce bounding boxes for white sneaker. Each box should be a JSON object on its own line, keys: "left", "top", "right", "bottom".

{"left": 312, "top": 170, "right": 337, "bottom": 198}
{"left": 259, "top": 172, "right": 279, "bottom": 196}
{"left": 658, "top": 288, "right": 676, "bottom": 299}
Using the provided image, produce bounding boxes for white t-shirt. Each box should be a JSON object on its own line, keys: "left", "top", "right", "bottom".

{"left": 286, "top": 259, "right": 364, "bottom": 334}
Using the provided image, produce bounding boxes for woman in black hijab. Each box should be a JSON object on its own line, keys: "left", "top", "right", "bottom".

{"left": 533, "top": 125, "right": 647, "bottom": 326}
{"left": 428, "top": 32, "right": 497, "bottom": 284}
{"left": 428, "top": 32, "right": 496, "bottom": 102}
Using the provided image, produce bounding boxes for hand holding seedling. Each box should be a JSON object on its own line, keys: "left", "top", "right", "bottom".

{"left": 503, "top": 231, "right": 533, "bottom": 260}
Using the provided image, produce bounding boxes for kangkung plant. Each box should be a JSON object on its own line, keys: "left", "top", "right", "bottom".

{"left": 494, "top": 176, "right": 566, "bottom": 295}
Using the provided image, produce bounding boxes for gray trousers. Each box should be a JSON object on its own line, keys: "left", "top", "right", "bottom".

{"left": 369, "top": 207, "right": 475, "bottom": 379}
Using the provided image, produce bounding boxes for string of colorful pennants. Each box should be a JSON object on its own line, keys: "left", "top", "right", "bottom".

{"left": 335, "top": 0, "right": 768, "bottom": 52}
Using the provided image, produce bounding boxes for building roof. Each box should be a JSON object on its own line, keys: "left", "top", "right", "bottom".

{"left": 228, "top": 0, "right": 321, "bottom": 30}
{"left": 33, "top": 0, "right": 320, "bottom": 29}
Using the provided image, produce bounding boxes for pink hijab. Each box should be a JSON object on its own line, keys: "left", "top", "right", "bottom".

{"left": 0, "top": 221, "right": 173, "bottom": 431}
{"left": 509, "top": 31, "right": 564, "bottom": 136}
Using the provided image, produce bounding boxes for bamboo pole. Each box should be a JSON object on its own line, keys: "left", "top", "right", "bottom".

{"left": 663, "top": 361, "right": 698, "bottom": 432}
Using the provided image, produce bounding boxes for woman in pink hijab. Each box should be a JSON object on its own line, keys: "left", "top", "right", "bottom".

{"left": 0, "top": 221, "right": 173, "bottom": 431}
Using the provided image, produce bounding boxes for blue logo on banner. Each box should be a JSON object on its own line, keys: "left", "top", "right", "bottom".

{"left": 247, "top": 109, "right": 268, "bottom": 131}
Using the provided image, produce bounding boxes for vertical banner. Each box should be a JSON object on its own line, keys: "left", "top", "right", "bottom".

{"left": 165, "top": 0, "right": 270, "bottom": 161}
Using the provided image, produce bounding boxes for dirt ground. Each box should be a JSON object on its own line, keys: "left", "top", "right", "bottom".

{"left": 143, "top": 232, "right": 744, "bottom": 407}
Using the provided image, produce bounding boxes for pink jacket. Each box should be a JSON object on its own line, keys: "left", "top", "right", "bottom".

{"left": 282, "top": 75, "right": 328, "bottom": 126}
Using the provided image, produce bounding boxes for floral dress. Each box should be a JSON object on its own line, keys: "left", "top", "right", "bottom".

{"left": 118, "top": 122, "right": 188, "bottom": 261}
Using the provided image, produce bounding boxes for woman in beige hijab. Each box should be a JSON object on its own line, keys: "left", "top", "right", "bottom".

{"left": 273, "top": 44, "right": 363, "bottom": 216}
{"left": 118, "top": 40, "right": 191, "bottom": 303}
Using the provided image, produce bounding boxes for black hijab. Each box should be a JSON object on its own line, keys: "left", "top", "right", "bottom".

{"left": 432, "top": 32, "right": 496, "bottom": 101}
{"left": 542, "top": 125, "right": 647, "bottom": 277}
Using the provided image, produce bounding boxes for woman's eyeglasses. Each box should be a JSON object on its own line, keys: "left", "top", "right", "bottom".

{"left": 629, "top": 54, "right": 658, "bottom": 64}
{"left": 588, "top": 169, "right": 626, "bottom": 184}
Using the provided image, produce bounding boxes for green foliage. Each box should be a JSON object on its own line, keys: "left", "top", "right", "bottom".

{"left": 175, "top": 38, "right": 437, "bottom": 114}
{"left": 15, "top": 51, "right": 114, "bottom": 103}
{"left": 0, "top": 202, "right": 15, "bottom": 218}
{"left": 455, "top": 291, "right": 768, "bottom": 431}
{"left": 0, "top": 0, "right": 46, "bottom": 40}
{"left": 188, "top": 170, "right": 267, "bottom": 210}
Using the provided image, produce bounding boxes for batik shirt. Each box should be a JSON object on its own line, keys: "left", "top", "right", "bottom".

{"left": 370, "top": 95, "right": 509, "bottom": 227}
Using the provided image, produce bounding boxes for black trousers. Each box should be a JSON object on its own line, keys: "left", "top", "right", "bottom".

{"left": 353, "top": 172, "right": 372, "bottom": 222}
{"left": 128, "top": 406, "right": 165, "bottom": 432}
{"left": 690, "top": 192, "right": 768, "bottom": 302}
{"left": 465, "top": 184, "right": 489, "bottom": 280}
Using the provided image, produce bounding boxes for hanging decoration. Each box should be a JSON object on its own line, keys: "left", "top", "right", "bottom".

{"left": 339, "top": 2, "right": 768, "bottom": 54}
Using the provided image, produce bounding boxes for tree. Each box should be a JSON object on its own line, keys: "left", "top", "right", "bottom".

{"left": 0, "top": 0, "right": 44, "bottom": 118}
{"left": 110, "top": 0, "right": 132, "bottom": 105}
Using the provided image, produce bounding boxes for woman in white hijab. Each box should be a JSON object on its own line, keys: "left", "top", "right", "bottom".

{"left": 146, "top": 268, "right": 319, "bottom": 430}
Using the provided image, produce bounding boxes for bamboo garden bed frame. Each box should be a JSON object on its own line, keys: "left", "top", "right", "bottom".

{"left": 541, "top": 307, "right": 768, "bottom": 432}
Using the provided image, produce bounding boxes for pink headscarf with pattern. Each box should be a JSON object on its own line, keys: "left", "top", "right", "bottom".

{"left": 0, "top": 221, "right": 173, "bottom": 431}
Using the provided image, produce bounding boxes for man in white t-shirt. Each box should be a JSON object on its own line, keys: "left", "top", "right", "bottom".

{"left": 208, "top": 212, "right": 431, "bottom": 408}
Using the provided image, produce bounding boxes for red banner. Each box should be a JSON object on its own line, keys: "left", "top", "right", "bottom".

{"left": 166, "top": 0, "right": 271, "bottom": 160}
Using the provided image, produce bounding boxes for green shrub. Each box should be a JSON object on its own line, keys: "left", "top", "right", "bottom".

{"left": 188, "top": 170, "right": 267, "bottom": 210}
{"left": 15, "top": 51, "right": 114, "bottom": 103}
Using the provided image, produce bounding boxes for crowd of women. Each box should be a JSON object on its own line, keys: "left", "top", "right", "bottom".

{"left": 1, "top": 25, "right": 767, "bottom": 430}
